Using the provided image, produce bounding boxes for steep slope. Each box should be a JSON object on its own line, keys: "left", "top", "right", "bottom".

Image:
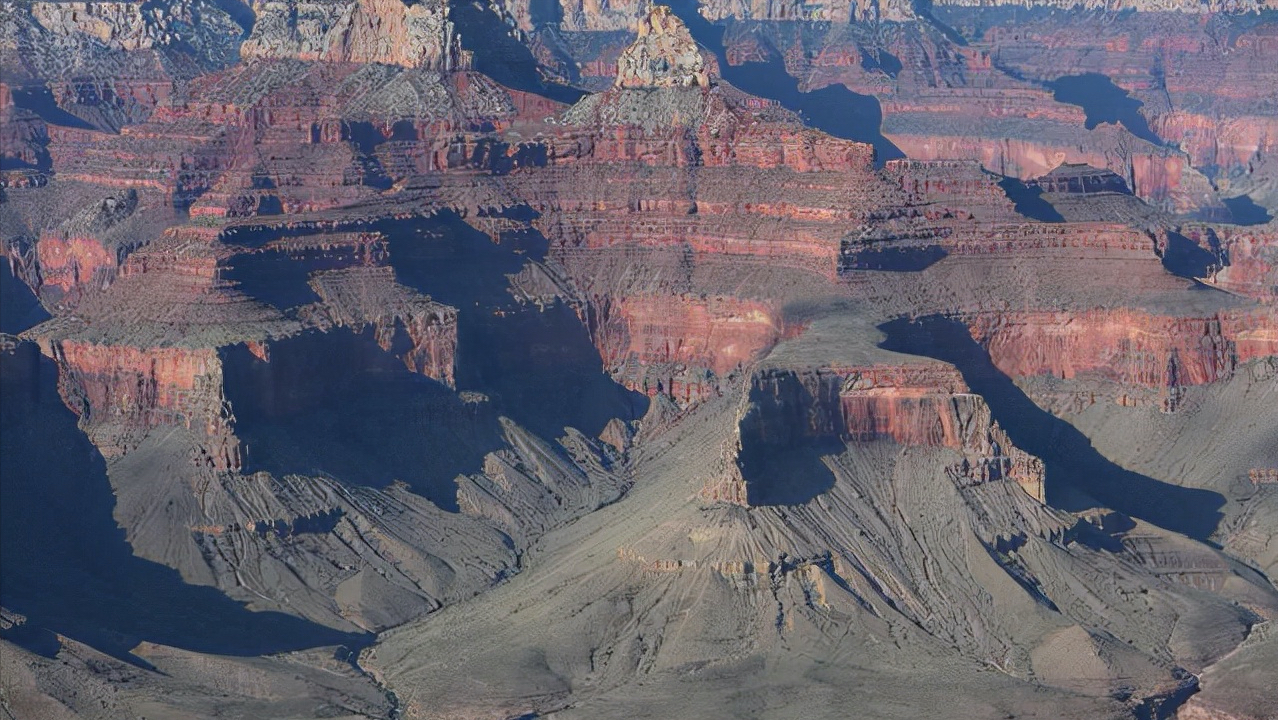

{"left": 369, "top": 321, "right": 1272, "bottom": 720}
{"left": 361, "top": 9, "right": 1278, "bottom": 719}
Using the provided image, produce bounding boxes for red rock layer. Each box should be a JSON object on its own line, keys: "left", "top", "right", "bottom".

{"left": 37, "top": 339, "right": 242, "bottom": 469}
{"left": 119, "top": 227, "right": 226, "bottom": 282}
{"left": 35, "top": 235, "right": 115, "bottom": 293}
{"left": 886, "top": 131, "right": 1219, "bottom": 215}
{"left": 591, "top": 293, "right": 779, "bottom": 374}
{"left": 1187, "top": 223, "right": 1278, "bottom": 303}
{"left": 45, "top": 63, "right": 541, "bottom": 211}
{"left": 729, "top": 365, "right": 1046, "bottom": 503}
{"left": 746, "top": 16, "right": 1255, "bottom": 215}
{"left": 24, "top": 226, "right": 460, "bottom": 467}
{"left": 968, "top": 14, "right": 1278, "bottom": 203}
{"left": 968, "top": 309, "right": 1278, "bottom": 400}
{"left": 586, "top": 293, "right": 781, "bottom": 402}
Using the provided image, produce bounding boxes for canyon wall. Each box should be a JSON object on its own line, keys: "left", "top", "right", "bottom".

{"left": 967, "top": 309, "right": 1278, "bottom": 409}
{"left": 721, "top": 364, "right": 1047, "bottom": 504}
{"left": 885, "top": 125, "right": 1221, "bottom": 215}
{"left": 1188, "top": 222, "right": 1278, "bottom": 302}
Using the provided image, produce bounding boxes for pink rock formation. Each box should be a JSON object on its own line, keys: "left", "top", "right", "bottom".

{"left": 722, "top": 364, "right": 1047, "bottom": 504}
{"left": 886, "top": 130, "right": 1220, "bottom": 215}
{"left": 40, "top": 340, "right": 242, "bottom": 468}
{"left": 586, "top": 293, "right": 781, "bottom": 402}
{"left": 968, "top": 309, "right": 1278, "bottom": 404}
{"left": 35, "top": 235, "right": 115, "bottom": 293}
{"left": 22, "top": 226, "right": 458, "bottom": 467}
{"left": 1189, "top": 222, "right": 1278, "bottom": 302}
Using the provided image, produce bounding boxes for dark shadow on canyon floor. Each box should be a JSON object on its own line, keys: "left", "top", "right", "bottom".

{"left": 221, "top": 212, "right": 646, "bottom": 511}
{"left": 840, "top": 244, "right": 949, "bottom": 272}
{"left": 1047, "top": 73, "right": 1164, "bottom": 146}
{"left": 10, "top": 85, "right": 96, "bottom": 131}
{"left": 999, "top": 177, "right": 1066, "bottom": 222}
{"left": 667, "top": 0, "right": 905, "bottom": 165}
{"left": 741, "top": 439, "right": 843, "bottom": 507}
{"left": 222, "top": 248, "right": 329, "bottom": 310}
{"left": 222, "top": 329, "right": 492, "bottom": 513}
{"left": 1160, "top": 230, "right": 1219, "bottom": 280}
{"left": 913, "top": 0, "right": 971, "bottom": 47}
{"left": 447, "top": 0, "right": 585, "bottom": 105}
{"left": 383, "top": 214, "right": 649, "bottom": 439}
{"left": 0, "top": 343, "right": 370, "bottom": 664}
{"left": 1, "top": 263, "right": 50, "bottom": 334}
{"left": 737, "top": 372, "right": 839, "bottom": 506}
{"left": 1222, "top": 195, "right": 1273, "bottom": 226}
{"left": 878, "top": 315, "right": 1225, "bottom": 541}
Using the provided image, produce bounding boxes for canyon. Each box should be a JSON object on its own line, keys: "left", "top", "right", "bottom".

{"left": 1, "top": 1, "right": 1276, "bottom": 719}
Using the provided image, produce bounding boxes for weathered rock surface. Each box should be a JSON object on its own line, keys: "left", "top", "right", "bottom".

{"left": 727, "top": 363, "right": 1046, "bottom": 504}
{"left": 241, "top": 0, "right": 471, "bottom": 69}
{"left": 613, "top": 5, "right": 709, "bottom": 88}
{"left": 1191, "top": 221, "right": 1278, "bottom": 302}
{"left": 699, "top": 0, "right": 914, "bottom": 22}
{"left": 967, "top": 309, "right": 1278, "bottom": 408}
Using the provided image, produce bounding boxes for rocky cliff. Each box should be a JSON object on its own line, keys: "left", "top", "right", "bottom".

{"left": 1190, "top": 222, "right": 1278, "bottom": 302}
{"left": 698, "top": 0, "right": 1266, "bottom": 22}
{"left": 932, "top": 0, "right": 1271, "bottom": 10}
{"left": 730, "top": 363, "right": 1047, "bottom": 504}
{"left": 241, "top": 0, "right": 471, "bottom": 69}
{"left": 969, "top": 309, "right": 1277, "bottom": 397}
{"left": 699, "top": 0, "right": 916, "bottom": 22}
{"left": 613, "top": 4, "right": 709, "bottom": 88}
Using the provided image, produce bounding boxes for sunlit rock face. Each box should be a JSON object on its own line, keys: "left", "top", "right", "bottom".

{"left": 613, "top": 5, "right": 709, "bottom": 88}
{"left": 240, "top": 0, "right": 471, "bottom": 69}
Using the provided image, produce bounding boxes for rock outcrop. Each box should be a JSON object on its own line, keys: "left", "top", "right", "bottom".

{"left": 728, "top": 364, "right": 1047, "bottom": 504}
{"left": 1192, "top": 221, "right": 1278, "bottom": 302}
{"left": 969, "top": 309, "right": 1277, "bottom": 390}
{"left": 613, "top": 5, "right": 709, "bottom": 89}
{"left": 241, "top": 0, "right": 471, "bottom": 70}
{"left": 699, "top": 0, "right": 915, "bottom": 22}
{"left": 303, "top": 265, "right": 459, "bottom": 386}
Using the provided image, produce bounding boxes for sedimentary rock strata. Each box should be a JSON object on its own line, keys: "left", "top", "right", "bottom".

{"left": 933, "top": 0, "right": 1272, "bottom": 10}
{"left": 734, "top": 363, "right": 1047, "bottom": 503}
{"left": 241, "top": 0, "right": 471, "bottom": 70}
{"left": 1191, "top": 221, "right": 1278, "bottom": 302}
{"left": 968, "top": 308, "right": 1277, "bottom": 390}
{"left": 3, "top": 3, "right": 1277, "bottom": 720}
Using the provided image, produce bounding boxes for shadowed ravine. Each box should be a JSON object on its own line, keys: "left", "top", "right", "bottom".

{"left": 1, "top": 262, "right": 51, "bottom": 334}
{"left": 879, "top": 315, "right": 1226, "bottom": 541}
{"left": 1047, "top": 73, "right": 1164, "bottom": 146}
{"left": 222, "top": 212, "right": 646, "bottom": 510}
{"left": 0, "top": 343, "right": 371, "bottom": 664}
{"left": 666, "top": 0, "right": 905, "bottom": 164}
